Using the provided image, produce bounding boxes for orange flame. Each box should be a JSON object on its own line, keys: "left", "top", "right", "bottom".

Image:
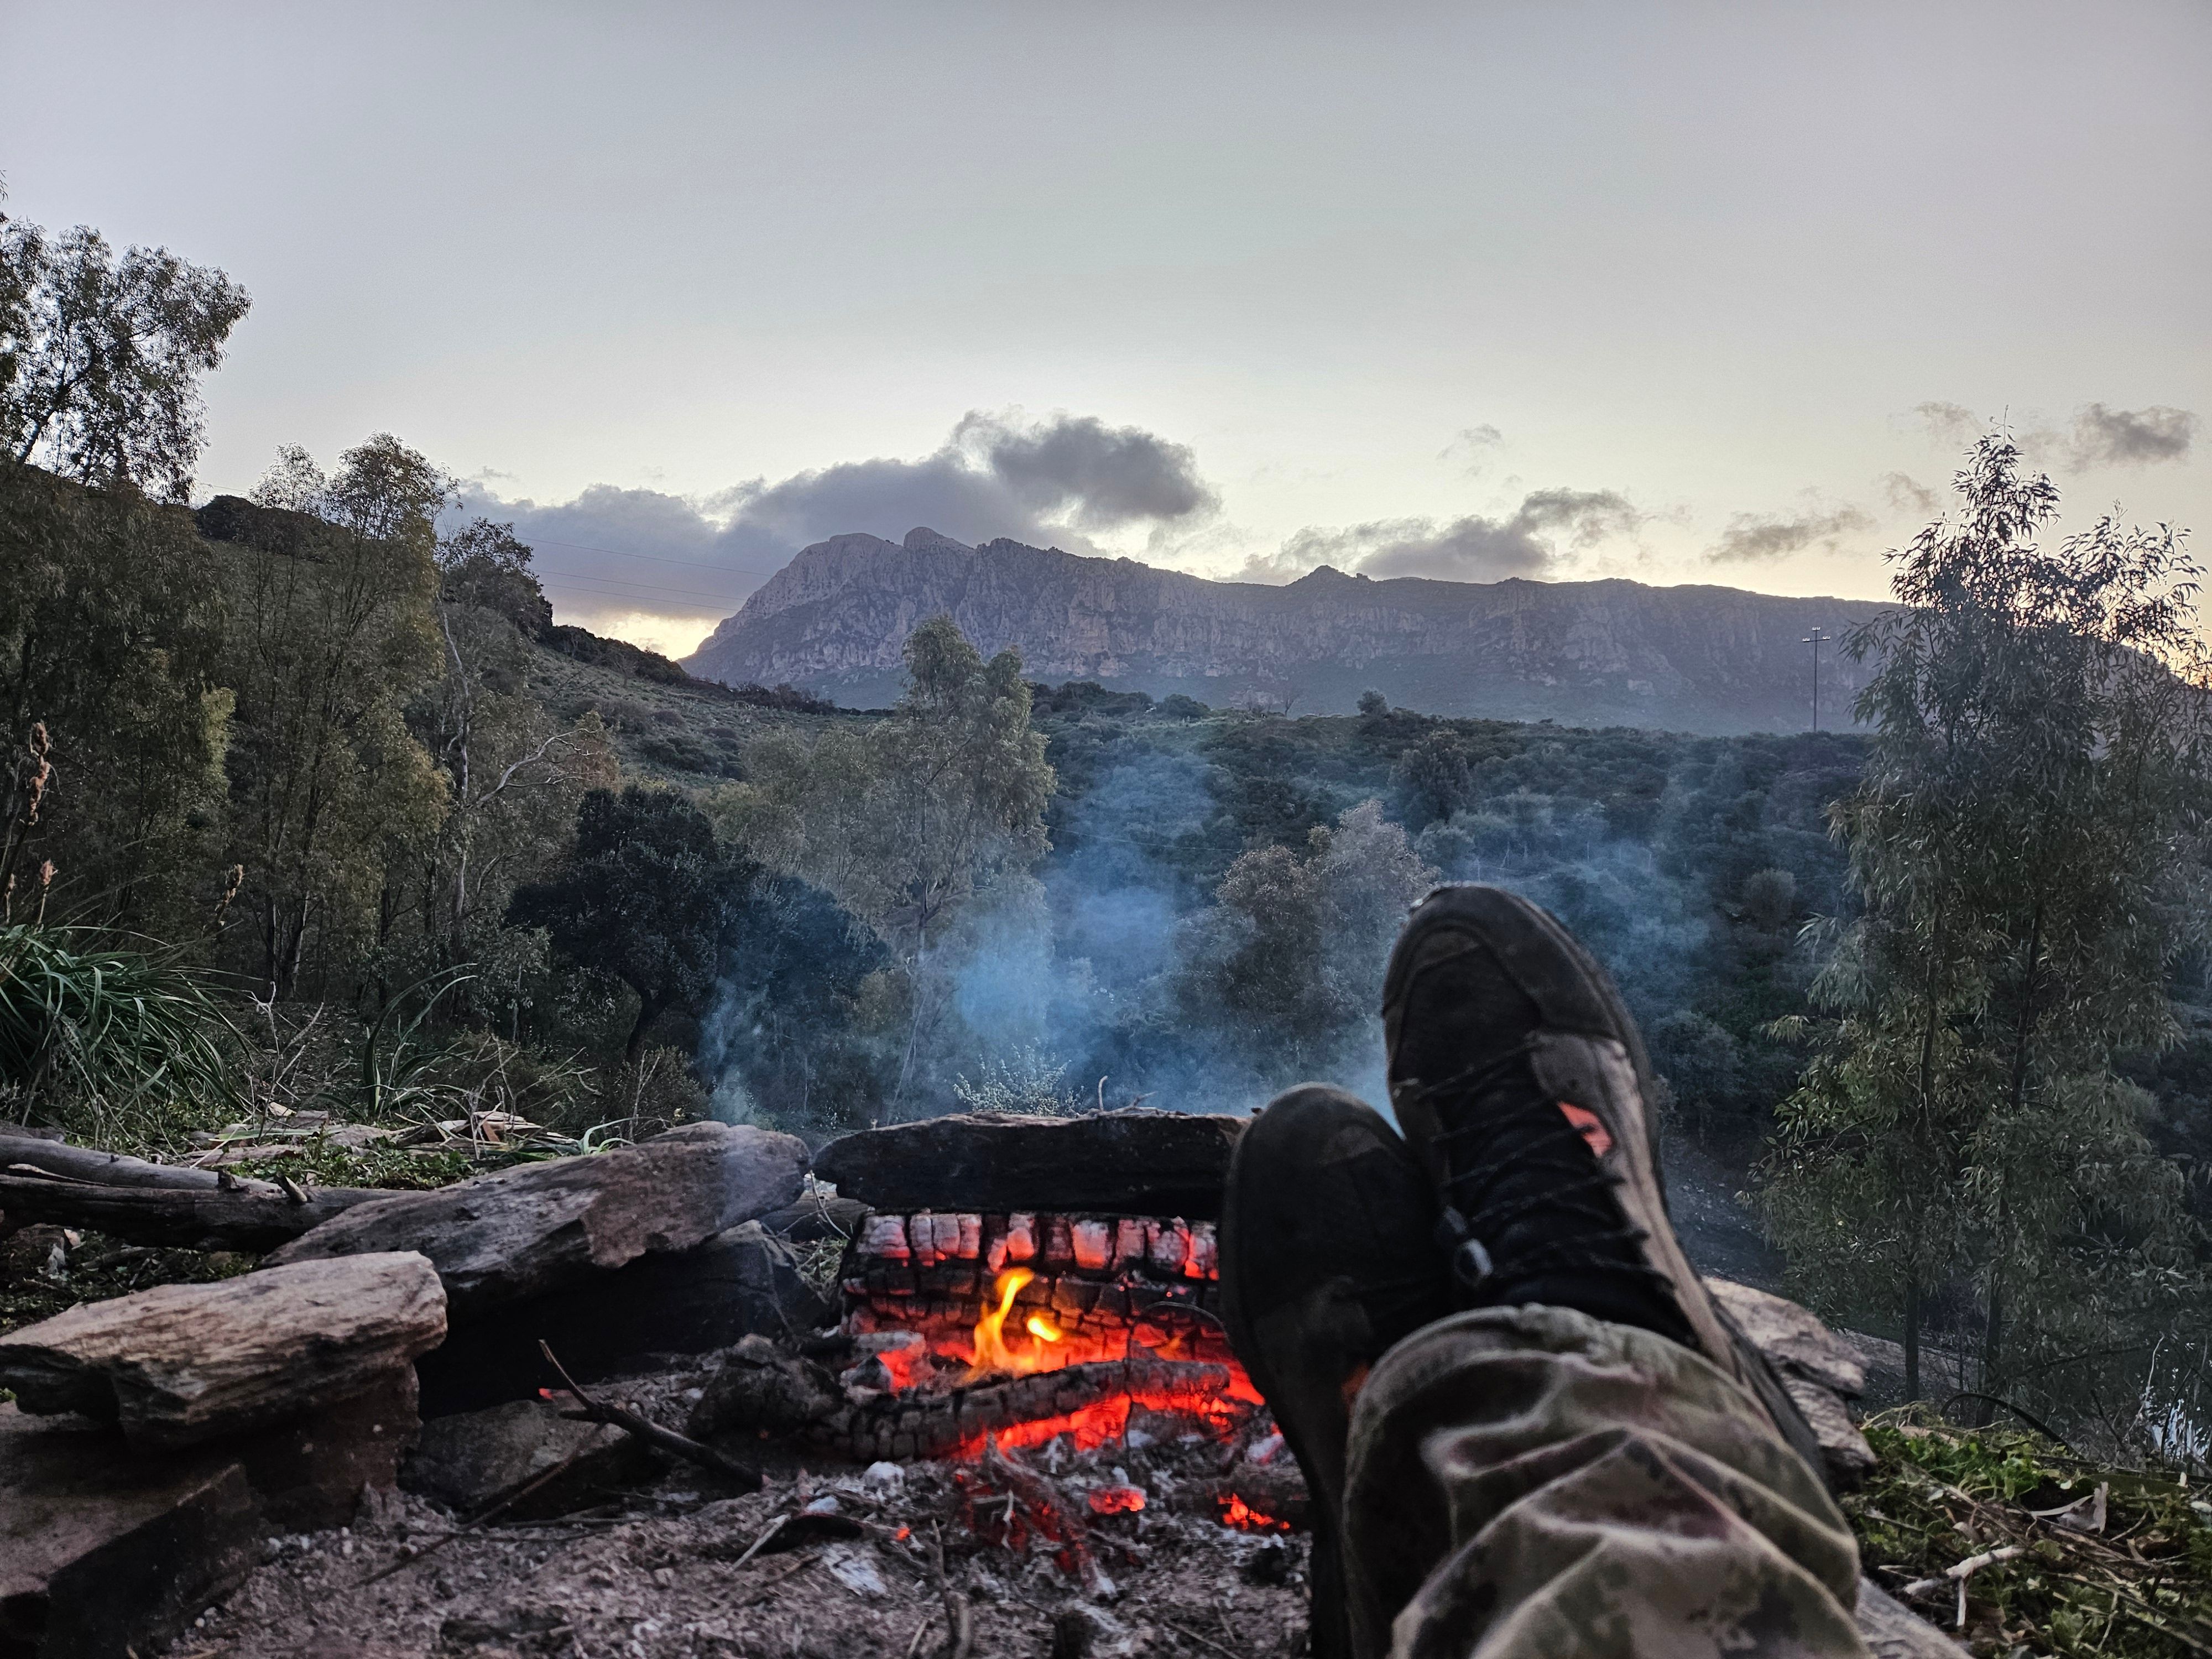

{"left": 964, "top": 1265, "right": 1075, "bottom": 1380}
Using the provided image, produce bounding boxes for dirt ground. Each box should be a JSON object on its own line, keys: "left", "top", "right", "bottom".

{"left": 169, "top": 1437, "right": 1313, "bottom": 1659}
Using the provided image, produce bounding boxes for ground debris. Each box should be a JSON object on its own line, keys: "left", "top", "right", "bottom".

{"left": 178, "top": 1433, "right": 1313, "bottom": 1658}
{"left": 1848, "top": 1410, "right": 2212, "bottom": 1658}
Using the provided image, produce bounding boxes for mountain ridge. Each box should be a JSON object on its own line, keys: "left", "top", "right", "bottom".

{"left": 683, "top": 527, "right": 1888, "bottom": 734}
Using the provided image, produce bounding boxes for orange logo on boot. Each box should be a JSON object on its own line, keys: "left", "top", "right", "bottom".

{"left": 1558, "top": 1102, "right": 1613, "bottom": 1159}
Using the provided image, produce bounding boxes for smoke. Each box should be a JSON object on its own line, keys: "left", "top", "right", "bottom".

{"left": 1246, "top": 487, "right": 1642, "bottom": 584}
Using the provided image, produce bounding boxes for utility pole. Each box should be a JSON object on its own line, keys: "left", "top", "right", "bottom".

{"left": 1802, "top": 628, "right": 1829, "bottom": 732}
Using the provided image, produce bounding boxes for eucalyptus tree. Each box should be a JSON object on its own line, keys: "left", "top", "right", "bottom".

{"left": 219, "top": 438, "right": 450, "bottom": 999}
{"left": 0, "top": 212, "right": 249, "bottom": 500}
{"left": 1764, "top": 434, "right": 2208, "bottom": 1416}
{"left": 707, "top": 615, "right": 1055, "bottom": 1114}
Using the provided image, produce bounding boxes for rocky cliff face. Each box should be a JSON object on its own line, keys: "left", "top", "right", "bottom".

{"left": 684, "top": 527, "right": 1888, "bottom": 734}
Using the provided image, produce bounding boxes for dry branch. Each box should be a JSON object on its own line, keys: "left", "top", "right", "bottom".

{"left": 536, "top": 1339, "right": 762, "bottom": 1491}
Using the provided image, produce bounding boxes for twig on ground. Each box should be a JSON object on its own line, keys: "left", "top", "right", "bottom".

{"left": 356, "top": 1436, "right": 609, "bottom": 1585}
{"left": 538, "top": 1339, "right": 763, "bottom": 1491}
{"left": 729, "top": 1514, "right": 789, "bottom": 1569}
{"left": 925, "top": 1521, "right": 973, "bottom": 1659}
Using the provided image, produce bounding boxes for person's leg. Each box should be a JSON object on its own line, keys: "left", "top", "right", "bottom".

{"left": 1220, "top": 885, "right": 1868, "bottom": 1658}
{"left": 1220, "top": 1084, "right": 1452, "bottom": 1659}
{"left": 1340, "top": 1305, "right": 1865, "bottom": 1658}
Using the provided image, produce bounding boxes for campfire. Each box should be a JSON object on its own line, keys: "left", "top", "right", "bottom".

{"left": 833, "top": 1207, "right": 1262, "bottom": 1460}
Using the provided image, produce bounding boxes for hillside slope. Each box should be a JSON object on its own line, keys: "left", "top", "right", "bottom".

{"left": 685, "top": 527, "right": 1889, "bottom": 733}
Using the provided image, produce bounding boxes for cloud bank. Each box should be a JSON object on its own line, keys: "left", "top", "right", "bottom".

{"left": 1912, "top": 400, "right": 2198, "bottom": 471}
{"left": 452, "top": 410, "right": 1219, "bottom": 641}
{"left": 1245, "top": 488, "right": 1642, "bottom": 584}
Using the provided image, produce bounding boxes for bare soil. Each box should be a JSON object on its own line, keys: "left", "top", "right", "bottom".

{"left": 170, "top": 1439, "right": 1312, "bottom": 1659}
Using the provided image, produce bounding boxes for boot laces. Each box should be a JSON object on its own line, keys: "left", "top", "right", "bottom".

{"left": 1405, "top": 1045, "right": 1673, "bottom": 1296}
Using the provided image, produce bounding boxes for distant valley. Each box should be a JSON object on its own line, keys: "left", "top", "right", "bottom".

{"left": 684, "top": 528, "right": 1887, "bottom": 734}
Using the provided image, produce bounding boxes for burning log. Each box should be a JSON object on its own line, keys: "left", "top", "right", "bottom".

{"left": 811, "top": 1356, "right": 1234, "bottom": 1463}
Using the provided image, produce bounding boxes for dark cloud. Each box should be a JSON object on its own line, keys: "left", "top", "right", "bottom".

{"left": 1880, "top": 471, "right": 1936, "bottom": 514}
{"left": 1909, "top": 399, "right": 2197, "bottom": 473}
{"left": 1913, "top": 401, "right": 1985, "bottom": 447}
{"left": 1246, "top": 488, "right": 1641, "bottom": 584}
{"left": 954, "top": 411, "right": 1218, "bottom": 527}
{"left": 1707, "top": 504, "right": 1872, "bottom": 564}
{"left": 453, "top": 411, "right": 1219, "bottom": 632}
{"left": 2063, "top": 403, "right": 2197, "bottom": 468}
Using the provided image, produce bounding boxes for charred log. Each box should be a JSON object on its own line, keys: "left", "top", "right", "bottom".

{"left": 810, "top": 1357, "right": 1233, "bottom": 1463}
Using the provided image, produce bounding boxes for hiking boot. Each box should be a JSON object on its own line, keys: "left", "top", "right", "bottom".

{"left": 1220, "top": 1085, "right": 1451, "bottom": 1659}
{"left": 1380, "top": 883, "right": 1830, "bottom": 1481}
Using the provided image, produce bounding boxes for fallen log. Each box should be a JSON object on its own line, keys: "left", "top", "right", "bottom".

{"left": 0, "top": 1251, "right": 446, "bottom": 1448}
{"left": 0, "top": 1170, "right": 381, "bottom": 1253}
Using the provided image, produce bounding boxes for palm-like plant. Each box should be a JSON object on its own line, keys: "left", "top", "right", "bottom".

{"left": 0, "top": 921, "right": 236, "bottom": 1143}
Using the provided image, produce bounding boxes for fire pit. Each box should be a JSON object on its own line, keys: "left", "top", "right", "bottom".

{"left": 811, "top": 1110, "right": 1266, "bottom": 1465}
{"left": 834, "top": 1207, "right": 1257, "bottom": 1458}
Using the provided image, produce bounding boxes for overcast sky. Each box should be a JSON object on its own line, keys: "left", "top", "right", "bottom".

{"left": 5, "top": 1, "right": 2206, "bottom": 654}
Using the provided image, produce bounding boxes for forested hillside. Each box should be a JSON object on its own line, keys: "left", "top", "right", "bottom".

{"left": 4, "top": 203, "right": 2208, "bottom": 1470}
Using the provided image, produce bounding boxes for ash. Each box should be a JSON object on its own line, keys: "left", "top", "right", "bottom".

{"left": 179, "top": 1434, "right": 1312, "bottom": 1659}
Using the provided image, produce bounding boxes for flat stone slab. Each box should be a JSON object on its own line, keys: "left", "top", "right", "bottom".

{"left": 267, "top": 1121, "right": 806, "bottom": 1316}
{"left": 812, "top": 1110, "right": 1245, "bottom": 1218}
{"left": 416, "top": 1220, "right": 832, "bottom": 1416}
{"left": 1, "top": 1405, "right": 262, "bottom": 1658}
{"left": 0, "top": 1252, "right": 445, "bottom": 1448}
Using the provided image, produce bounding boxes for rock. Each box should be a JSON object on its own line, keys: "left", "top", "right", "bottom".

{"left": 0, "top": 1253, "right": 446, "bottom": 1448}
{"left": 415, "top": 1221, "right": 833, "bottom": 1416}
{"left": 686, "top": 1334, "right": 842, "bottom": 1440}
{"left": 682, "top": 530, "right": 1891, "bottom": 735}
{"left": 812, "top": 1110, "right": 1245, "bottom": 1219}
{"left": 400, "top": 1398, "right": 658, "bottom": 1520}
{"left": 1, "top": 1404, "right": 262, "bottom": 1659}
{"left": 1706, "top": 1277, "right": 1869, "bottom": 1397}
{"left": 267, "top": 1122, "right": 806, "bottom": 1316}
{"left": 229, "top": 1366, "right": 423, "bottom": 1530}
{"left": 1781, "top": 1375, "right": 1880, "bottom": 1489}
{"left": 1705, "top": 1275, "right": 1878, "bottom": 1489}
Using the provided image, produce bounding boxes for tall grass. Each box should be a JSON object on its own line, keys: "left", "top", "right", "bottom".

{"left": 0, "top": 922, "right": 236, "bottom": 1146}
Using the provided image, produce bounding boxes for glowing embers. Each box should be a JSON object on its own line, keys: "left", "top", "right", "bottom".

{"left": 839, "top": 1208, "right": 1254, "bottom": 1458}
{"left": 1217, "top": 1491, "right": 1293, "bottom": 1533}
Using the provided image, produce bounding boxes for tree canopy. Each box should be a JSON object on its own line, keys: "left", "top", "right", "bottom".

{"left": 1, "top": 215, "right": 249, "bottom": 499}
{"left": 1762, "top": 433, "right": 2210, "bottom": 1423}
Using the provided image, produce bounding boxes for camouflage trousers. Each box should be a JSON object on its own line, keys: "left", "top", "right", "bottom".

{"left": 1341, "top": 1305, "right": 1869, "bottom": 1659}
